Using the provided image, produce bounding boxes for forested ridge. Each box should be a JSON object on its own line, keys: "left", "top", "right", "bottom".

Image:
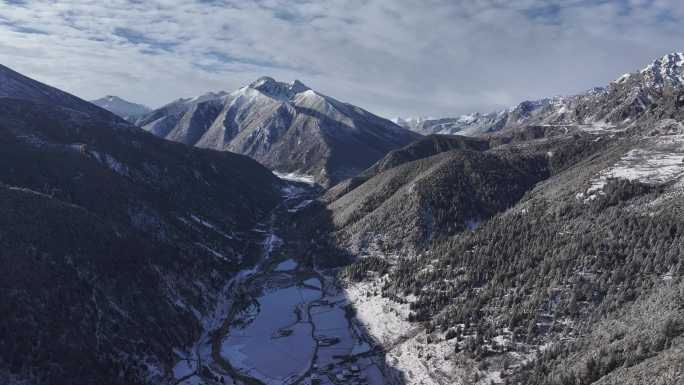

{"left": 339, "top": 170, "right": 683, "bottom": 384}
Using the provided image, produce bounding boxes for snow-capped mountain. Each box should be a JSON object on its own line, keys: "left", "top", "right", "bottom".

{"left": 91, "top": 95, "right": 151, "bottom": 121}
{"left": 392, "top": 116, "right": 433, "bottom": 130}
{"left": 135, "top": 91, "right": 229, "bottom": 142}
{"left": 638, "top": 51, "right": 684, "bottom": 87}
{"left": 394, "top": 111, "right": 508, "bottom": 135}
{"left": 137, "top": 77, "right": 420, "bottom": 186}
{"left": 400, "top": 52, "right": 684, "bottom": 137}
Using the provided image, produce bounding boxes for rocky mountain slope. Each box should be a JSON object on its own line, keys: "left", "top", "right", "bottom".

{"left": 0, "top": 64, "right": 285, "bottom": 385}
{"left": 137, "top": 77, "right": 420, "bottom": 186}
{"left": 91, "top": 95, "right": 151, "bottom": 122}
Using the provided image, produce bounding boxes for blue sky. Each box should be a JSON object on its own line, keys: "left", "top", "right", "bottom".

{"left": 0, "top": 0, "right": 682, "bottom": 118}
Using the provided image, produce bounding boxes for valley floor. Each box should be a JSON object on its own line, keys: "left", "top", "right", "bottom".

{"left": 167, "top": 180, "right": 401, "bottom": 385}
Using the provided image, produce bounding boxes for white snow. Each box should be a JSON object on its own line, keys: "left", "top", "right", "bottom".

{"left": 89, "top": 151, "right": 130, "bottom": 176}
{"left": 640, "top": 52, "right": 684, "bottom": 86}
{"left": 351, "top": 341, "right": 371, "bottom": 355}
{"left": 281, "top": 184, "right": 308, "bottom": 199}
{"left": 194, "top": 242, "right": 229, "bottom": 261}
{"left": 274, "top": 171, "right": 316, "bottom": 185}
{"left": 288, "top": 199, "right": 313, "bottom": 212}
{"left": 172, "top": 359, "right": 196, "bottom": 379}
{"left": 184, "top": 214, "right": 234, "bottom": 240}
{"left": 312, "top": 305, "right": 354, "bottom": 362}
{"left": 263, "top": 233, "right": 283, "bottom": 257}
{"left": 587, "top": 148, "right": 684, "bottom": 198}
{"left": 275, "top": 259, "right": 298, "bottom": 272}
{"left": 580, "top": 121, "right": 624, "bottom": 134}
{"left": 345, "top": 280, "right": 413, "bottom": 346}
{"left": 303, "top": 277, "right": 322, "bottom": 290}
{"left": 614, "top": 73, "right": 632, "bottom": 84}
{"left": 220, "top": 286, "right": 320, "bottom": 384}
{"left": 345, "top": 279, "right": 476, "bottom": 385}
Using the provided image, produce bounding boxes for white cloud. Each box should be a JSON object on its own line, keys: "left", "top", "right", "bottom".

{"left": 0, "top": 0, "right": 682, "bottom": 118}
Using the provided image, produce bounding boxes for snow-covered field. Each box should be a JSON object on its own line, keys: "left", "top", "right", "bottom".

{"left": 311, "top": 305, "right": 354, "bottom": 366}
{"left": 216, "top": 273, "right": 392, "bottom": 385}
{"left": 221, "top": 285, "right": 320, "bottom": 384}
{"left": 598, "top": 149, "right": 684, "bottom": 184}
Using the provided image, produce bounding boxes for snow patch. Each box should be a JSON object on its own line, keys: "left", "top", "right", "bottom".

{"left": 173, "top": 359, "right": 196, "bottom": 379}
{"left": 585, "top": 147, "right": 684, "bottom": 200}
{"left": 274, "top": 171, "right": 316, "bottom": 185}
{"left": 89, "top": 151, "right": 130, "bottom": 176}
{"left": 288, "top": 199, "right": 313, "bottom": 212}
{"left": 302, "top": 277, "right": 321, "bottom": 290}
{"left": 263, "top": 234, "right": 283, "bottom": 257}
{"left": 275, "top": 259, "right": 298, "bottom": 272}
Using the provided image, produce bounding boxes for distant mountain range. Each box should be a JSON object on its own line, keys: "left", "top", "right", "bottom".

{"left": 396, "top": 52, "right": 684, "bottom": 137}
{"left": 91, "top": 95, "right": 151, "bottom": 122}
{"left": 134, "top": 77, "right": 420, "bottom": 186}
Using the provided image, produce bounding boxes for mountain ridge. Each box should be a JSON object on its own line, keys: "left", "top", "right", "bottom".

{"left": 397, "top": 51, "right": 684, "bottom": 137}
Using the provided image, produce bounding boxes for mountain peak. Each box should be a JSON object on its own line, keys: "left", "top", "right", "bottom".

{"left": 248, "top": 76, "right": 310, "bottom": 100}
{"left": 249, "top": 76, "right": 278, "bottom": 89}
{"left": 639, "top": 51, "right": 684, "bottom": 86}
{"left": 290, "top": 79, "right": 310, "bottom": 93}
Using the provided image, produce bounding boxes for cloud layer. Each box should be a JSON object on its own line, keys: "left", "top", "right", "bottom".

{"left": 1, "top": 0, "right": 682, "bottom": 118}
